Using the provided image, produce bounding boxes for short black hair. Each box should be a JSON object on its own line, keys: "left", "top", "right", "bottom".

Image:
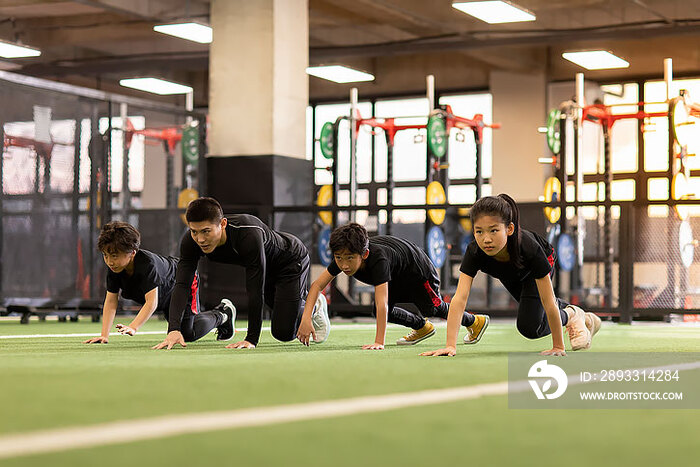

{"left": 186, "top": 197, "right": 224, "bottom": 223}
{"left": 98, "top": 221, "right": 140, "bottom": 254}
{"left": 329, "top": 223, "right": 369, "bottom": 255}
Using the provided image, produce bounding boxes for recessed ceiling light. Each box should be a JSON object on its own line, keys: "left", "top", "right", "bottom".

{"left": 119, "top": 78, "right": 193, "bottom": 95}
{"left": 452, "top": 1, "right": 536, "bottom": 24}
{"left": 153, "top": 22, "right": 212, "bottom": 44}
{"left": 0, "top": 40, "right": 41, "bottom": 58}
{"left": 306, "top": 65, "right": 375, "bottom": 83}
{"left": 562, "top": 51, "right": 630, "bottom": 70}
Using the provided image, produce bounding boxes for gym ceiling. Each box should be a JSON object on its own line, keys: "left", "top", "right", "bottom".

{"left": 0, "top": 0, "right": 698, "bottom": 104}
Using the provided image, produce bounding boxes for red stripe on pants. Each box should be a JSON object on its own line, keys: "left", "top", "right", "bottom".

{"left": 190, "top": 275, "right": 199, "bottom": 315}
{"left": 423, "top": 280, "right": 442, "bottom": 307}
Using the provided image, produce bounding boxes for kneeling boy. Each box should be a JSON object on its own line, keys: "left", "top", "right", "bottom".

{"left": 84, "top": 221, "right": 234, "bottom": 346}
{"left": 297, "top": 223, "right": 487, "bottom": 349}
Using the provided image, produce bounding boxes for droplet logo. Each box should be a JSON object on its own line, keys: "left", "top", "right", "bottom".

{"left": 528, "top": 360, "right": 568, "bottom": 400}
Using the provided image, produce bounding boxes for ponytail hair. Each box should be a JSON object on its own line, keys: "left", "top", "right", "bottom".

{"left": 470, "top": 193, "right": 522, "bottom": 267}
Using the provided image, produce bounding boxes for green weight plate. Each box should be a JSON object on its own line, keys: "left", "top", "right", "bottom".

{"left": 320, "top": 122, "right": 335, "bottom": 160}
{"left": 546, "top": 109, "right": 561, "bottom": 155}
{"left": 181, "top": 125, "right": 199, "bottom": 165}
{"left": 427, "top": 113, "right": 447, "bottom": 158}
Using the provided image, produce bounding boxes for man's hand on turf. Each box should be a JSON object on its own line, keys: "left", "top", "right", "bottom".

{"left": 83, "top": 336, "right": 108, "bottom": 344}
{"left": 420, "top": 346, "right": 456, "bottom": 357}
{"left": 540, "top": 347, "right": 566, "bottom": 356}
{"left": 226, "top": 340, "right": 256, "bottom": 349}
{"left": 361, "top": 342, "right": 384, "bottom": 350}
{"left": 152, "top": 331, "right": 187, "bottom": 350}
{"left": 115, "top": 323, "right": 136, "bottom": 336}
{"left": 296, "top": 318, "right": 316, "bottom": 346}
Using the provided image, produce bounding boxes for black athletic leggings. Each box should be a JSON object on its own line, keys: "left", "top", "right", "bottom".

{"left": 504, "top": 274, "right": 570, "bottom": 340}
{"left": 262, "top": 254, "right": 310, "bottom": 342}
{"left": 163, "top": 273, "right": 224, "bottom": 342}
{"left": 372, "top": 276, "right": 475, "bottom": 330}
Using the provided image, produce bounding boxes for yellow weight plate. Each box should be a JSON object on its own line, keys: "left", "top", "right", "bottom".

{"left": 426, "top": 181, "right": 446, "bottom": 225}
{"left": 178, "top": 188, "right": 199, "bottom": 224}
{"left": 177, "top": 188, "right": 199, "bottom": 209}
{"left": 671, "top": 173, "right": 689, "bottom": 220}
{"left": 85, "top": 191, "right": 102, "bottom": 211}
{"left": 543, "top": 176, "right": 561, "bottom": 224}
{"left": 670, "top": 97, "right": 696, "bottom": 148}
{"left": 458, "top": 207, "right": 472, "bottom": 231}
{"left": 317, "top": 184, "right": 333, "bottom": 225}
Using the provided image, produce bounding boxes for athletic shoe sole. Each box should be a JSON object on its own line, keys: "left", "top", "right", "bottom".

{"left": 583, "top": 313, "right": 600, "bottom": 351}
{"left": 567, "top": 305, "right": 591, "bottom": 350}
{"left": 586, "top": 312, "right": 601, "bottom": 339}
{"left": 311, "top": 294, "right": 330, "bottom": 344}
{"left": 216, "top": 298, "right": 236, "bottom": 341}
{"left": 464, "top": 315, "right": 490, "bottom": 344}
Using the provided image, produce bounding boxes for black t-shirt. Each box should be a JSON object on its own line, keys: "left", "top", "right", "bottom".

{"left": 327, "top": 236, "right": 435, "bottom": 293}
{"left": 106, "top": 249, "right": 178, "bottom": 311}
{"left": 168, "top": 214, "right": 308, "bottom": 345}
{"left": 459, "top": 229, "right": 554, "bottom": 298}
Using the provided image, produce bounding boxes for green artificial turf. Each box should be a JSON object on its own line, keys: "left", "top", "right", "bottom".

{"left": 1, "top": 318, "right": 699, "bottom": 466}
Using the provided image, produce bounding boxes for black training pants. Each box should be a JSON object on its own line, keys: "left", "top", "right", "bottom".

{"left": 373, "top": 273, "right": 475, "bottom": 330}
{"left": 502, "top": 273, "right": 570, "bottom": 340}
{"left": 263, "top": 254, "right": 310, "bottom": 342}
{"left": 163, "top": 273, "right": 223, "bottom": 342}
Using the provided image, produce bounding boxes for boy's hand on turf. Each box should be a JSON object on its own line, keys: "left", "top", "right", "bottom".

{"left": 152, "top": 331, "right": 186, "bottom": 350}
{"left": 420, "top": 346, "right": 456, "bottom": 357}
{"left": 226, "top": 340, "right": 256, "bottom": 349}
{"left": 83, "top": 336, "right": 108, "bottom": 344}
{"left": 115, "top": 324, "right": 136, "bottom": 336}
{"left": 361, "top": 343, "right": 384, "bottom": 350}
{"left": 540, "top": 348, "right": 566, "bottom": 356}
{"left": 296, "top": 318, "right": 316, "bottom": 346}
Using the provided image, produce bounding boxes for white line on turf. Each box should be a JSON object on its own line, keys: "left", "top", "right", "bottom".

{"left": 0, "top": 360, "right": 698, "bottom": 460}
{"left": 0, "top": 331, "right": 167, "bottom": 339}
{"left": 0, "top": 323, "right": 425, "bottom": 339}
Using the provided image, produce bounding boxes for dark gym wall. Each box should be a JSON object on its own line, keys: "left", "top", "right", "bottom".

{"left": 202, "top": 155, "right": 313, "bottom": 310}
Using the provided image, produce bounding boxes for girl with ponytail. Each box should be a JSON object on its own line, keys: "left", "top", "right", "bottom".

{"left": 422, "top": 193, "right": 600, "bottom": 357}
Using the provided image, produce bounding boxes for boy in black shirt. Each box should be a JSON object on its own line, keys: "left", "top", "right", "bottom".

{"left": 297, "top": 223, "right": 488, "bottom": 349}
{"left": 84, "top": 222, "right": 234, "bottom": 345}
{"left": 153, "top": 197, "right": 330, "bottom": 351}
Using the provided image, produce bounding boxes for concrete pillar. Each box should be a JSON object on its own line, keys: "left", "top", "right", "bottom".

{"left": 209, "top": 0, "right": 308, "bottom": 158}
{"left": 205, "top": 0, "right": 312, "bottom": 306}
{"left": 140, "top": 144, "right": 166, "bottom": 209}
{"left": 490, "top": 71, "right": 546, "bottom": 201}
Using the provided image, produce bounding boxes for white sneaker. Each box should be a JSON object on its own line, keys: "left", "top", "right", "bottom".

{"left": 565, "top": 305, "right": 591, "bottom": 351}
{"left": 311, "top": 293, "right": 330, "bottom": 343}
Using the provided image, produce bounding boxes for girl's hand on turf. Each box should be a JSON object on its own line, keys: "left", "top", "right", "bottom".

{"left": 420, "top": 347, "right": 456, "bottom": 357}
{"left": 115, "top": 324, "right": 136, "bottom": 336}
{"left": 540, "top": 348, "right": 566, "bottom": 356}
{"left": 83, "top": 336, "right": 108, "bottom": 344}
{"left": 361, "top": 343, "right": 384, "bottom": 350}
{"left": 226, "top": 340, "right": 256, "bottom": 349}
